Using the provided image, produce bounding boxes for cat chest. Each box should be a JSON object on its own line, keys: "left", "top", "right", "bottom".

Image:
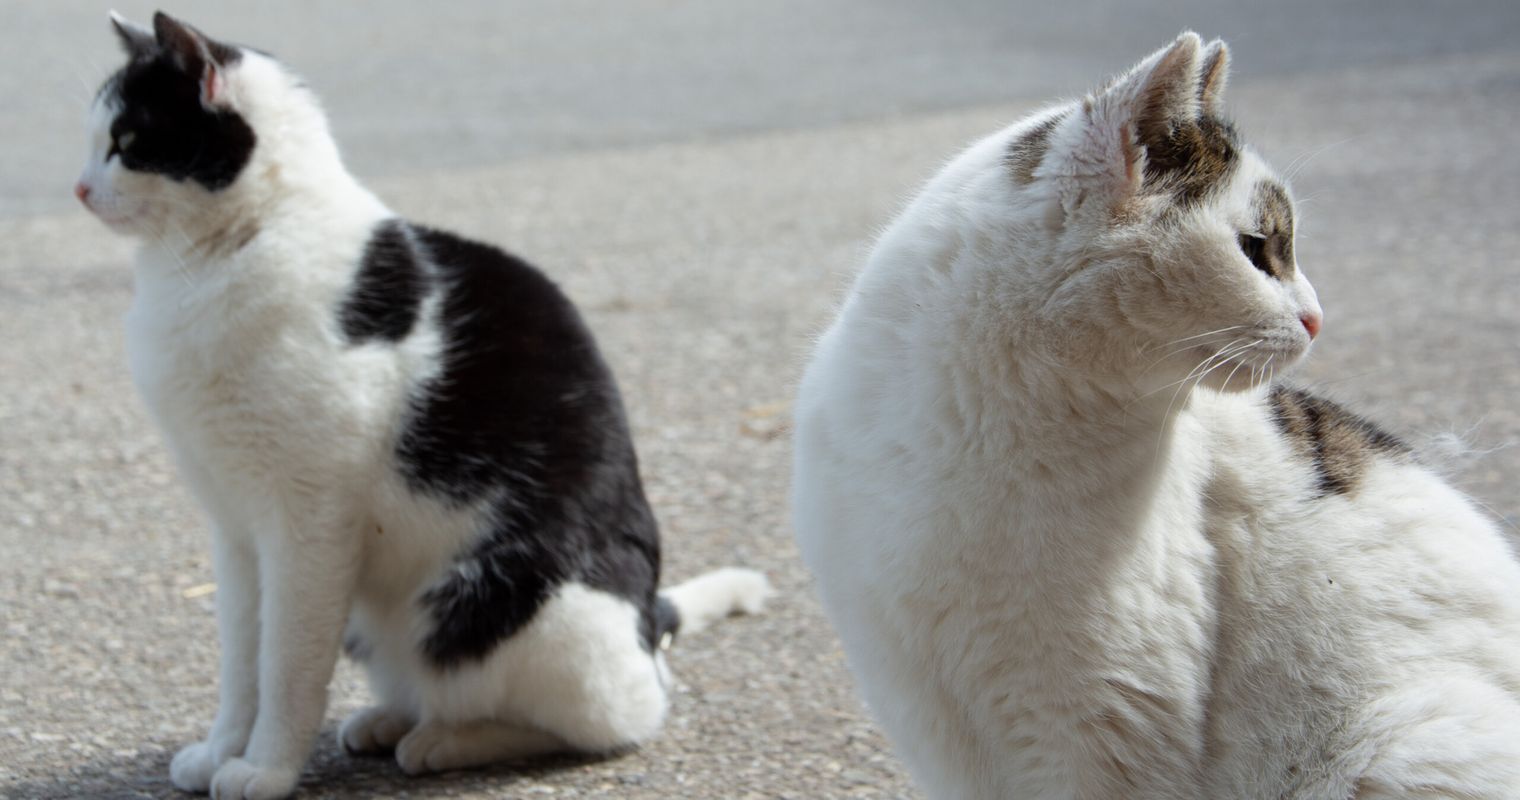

{"left": 881, "top": 496, "right": 1217, "bottom": 684}
{"left": 127, "top": 294, "right": 374, "bottom": 463}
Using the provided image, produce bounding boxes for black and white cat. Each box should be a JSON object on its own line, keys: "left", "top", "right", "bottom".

{"left": 78, "top": 13, "right": 769, "bottom": 800}
{"left": 793, "top": 33, "right": 1520, "bottom": 799}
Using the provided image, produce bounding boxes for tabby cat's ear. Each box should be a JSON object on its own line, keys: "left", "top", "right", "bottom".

{"left": 109, "top": 10, "right": 156, "bottom": 59}
{"left": 152, "top": 12, "right": 233, "bottom": 109}
{"left": 1197, "top": 39, "right": 1230, "bottom": 117}
{"left": 1050, "top": 32, "right": 1206, "bottom": 212}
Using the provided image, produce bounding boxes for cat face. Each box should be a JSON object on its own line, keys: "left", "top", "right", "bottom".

{"left": 984, "top": 34, "right": 1323, "bottom": 396}
{"left": 77, "top": 13, "right": 313, "bottom": 241}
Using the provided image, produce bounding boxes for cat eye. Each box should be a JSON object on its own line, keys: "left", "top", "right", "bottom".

{"left": 1238, "top": 233, "right": 1271, "bottom": 276}
{"left": 108, "top": 130, "right": 136, "bottom": 160}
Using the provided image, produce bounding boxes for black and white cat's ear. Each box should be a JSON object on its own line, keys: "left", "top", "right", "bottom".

{"left": 152, "top": 12, "right": 232, "bottom": 109}
{"left": 109, "top": 10, "right": 156, "bottom": 59}
{"left": 1197, "top": 39, "right": 1231, "bottom": 116}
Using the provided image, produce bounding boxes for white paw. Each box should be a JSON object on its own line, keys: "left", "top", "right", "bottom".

{"left": 208, "top": 757, "right": 298, "bottom": 800}
{"left": 340, "top": 706, "right": 413, "bottom": 755}
{"left": 170, "top": 739, "right": 238, "bottom": 792}
{"left": 394, "top": 723, "right": 460, "bottom": 776}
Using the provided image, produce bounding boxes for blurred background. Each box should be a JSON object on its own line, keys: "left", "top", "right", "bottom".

{"left": 3, "top": 2, "right": 1518, "bottom": 797}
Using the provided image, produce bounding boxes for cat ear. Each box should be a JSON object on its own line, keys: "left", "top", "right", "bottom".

{"left": 152, "top": 12, "right": 230, "bottom": 109}
{"left": 1124, "top": 32, "right": 1204, "bottom": 157}
{"left": 1043, "top": 32, "right": 1206, "bottom": 215}
{"left": 1197, "top": 39, "right": 1230, "bottom": 116}
{"left": 108, "top": 10, "right": 155, "bottom": 59}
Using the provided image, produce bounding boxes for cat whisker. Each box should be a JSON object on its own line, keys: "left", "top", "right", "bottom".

{"left": 1218, "top": 341, "right": 1267, "bottom": 391}
{"left": 65, "top": 54, "right": 111, "bottom": 104}
{"left": 1177, "top": 340, "right": 1261, "bottom": 407}
{"left": 1465, "top": 496, "right": 1520, "bottom": 536}
{"left": 1281, "top": 136, "right": 1360, "bottom": 183}
{"left": 103, "top": 193, "right": 225, "bottom": 213}
{"left": 1136, "top": 330, "right": 1252, "bottom": 381}
{"left": 1195, "top": 341, "right": 1260, "bottom": 392}
{"left": 1139, "top": 344, "right": 1236, "bottom": 411}
{"left": 156, "top": 223, "right": 198, "bottom": 290}
{"left": 1152, "top": 325, "right": 1248, "bottom": 351}
{"left": 1146, "top": 338, "right": 1258, "bottom": 463}
{"left": 1137, "top": 327, "right": 1252, "bottom": 380}
{"left": 1132, "top": 337, "right": 1253, "bottom": 408}
{"left": 1249, "top": 353, "right": 1268, "bottom": 387}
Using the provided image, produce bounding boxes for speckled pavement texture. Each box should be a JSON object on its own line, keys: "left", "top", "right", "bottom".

{"left": 3, "top": 2, "right": 1518, "bottom": 798}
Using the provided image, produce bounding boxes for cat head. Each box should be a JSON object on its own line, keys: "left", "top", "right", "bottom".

{"left": 916, "top": 33, "right": 1322, "bottom": 399}
{"left": 77, "top": 12, "right": 335, "bottom": 243}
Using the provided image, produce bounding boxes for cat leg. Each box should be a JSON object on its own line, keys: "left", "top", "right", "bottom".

{"left": 339, "top": 706, "right": 415, "bottom": 755}
{"left": 170, "top": 530, "right": 260, "bottom": 792}
{"left": 209, "top": 518, "right": 360, "bottom": 800}
{"left": 340, "top": 627, "right": 420, "bottom": 755}
{"left": 394, "top": 719, "right": 567, "bottom": 775}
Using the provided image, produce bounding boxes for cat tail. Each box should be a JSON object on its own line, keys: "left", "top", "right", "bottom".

{"left": 656, "top": 567, "right": 772, "bottom": 648}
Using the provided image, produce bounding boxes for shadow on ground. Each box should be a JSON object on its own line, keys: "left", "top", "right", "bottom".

{"left": 5, "top": 724, "right": 620, "bottom": 799}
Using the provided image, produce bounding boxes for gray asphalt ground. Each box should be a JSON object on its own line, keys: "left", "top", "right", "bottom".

{"left": 3, "top": 2, "right": 1519, "bottom": 798}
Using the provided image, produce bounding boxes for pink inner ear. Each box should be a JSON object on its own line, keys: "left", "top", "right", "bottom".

{"left": 200, "top": 64, "right": 223, "bottom": 107}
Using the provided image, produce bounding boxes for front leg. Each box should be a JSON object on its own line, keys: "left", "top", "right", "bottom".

{"left": 171, "top": 531, "right": 260, "bottom": 792}
{"left": 210, "top": 523, "right": 358, "bottom": 800}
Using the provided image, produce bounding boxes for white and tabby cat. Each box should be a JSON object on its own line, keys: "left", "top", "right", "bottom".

{"left": 793, "top": 33, "right": 1520, "bottom": 799}
{"left": 78, "top": 13, "right": 769, "bottom": 800}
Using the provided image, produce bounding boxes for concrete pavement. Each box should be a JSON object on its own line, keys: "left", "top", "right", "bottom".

{"left": 3, "top": 2, "right": 1518, "bottom": 798}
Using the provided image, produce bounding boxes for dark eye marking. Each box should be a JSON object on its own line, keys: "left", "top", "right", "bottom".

{"left": 1239, "top": 233, "right": 1271, "bottom": 275}
{"left": 1246, "top": 181, "right": 1298, "bottom": 279}
{"left": 102, "top": 55, "right": 255, "bottom": 190}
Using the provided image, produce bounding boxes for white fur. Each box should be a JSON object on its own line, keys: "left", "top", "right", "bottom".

{"left": 82, "top": 29, "right": 768, "bottom": 800}
{"left": 793, "top": 33, "right": 1520, "bottom": 799}
{"left": 662, "top": 567, "right": 774, "bottom": 637}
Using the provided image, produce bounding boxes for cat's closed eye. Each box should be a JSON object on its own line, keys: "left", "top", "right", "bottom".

{"left": 1238, "top": 233, "right": 1270, "bottom": 275}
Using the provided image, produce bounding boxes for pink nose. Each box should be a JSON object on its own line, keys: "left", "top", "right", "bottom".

{"left": 1300, "top": 313, "right": 1322, "bottom": 340}
{"left": 74, "top": 182, "right": 91, "bottom": 204}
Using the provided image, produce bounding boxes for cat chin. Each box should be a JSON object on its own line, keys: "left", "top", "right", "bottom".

{"left": 1197, "top": 367, "right": 1274, "bottom": 394}
{"left": 79, "top": 193, "right": 151, "bottom": 233}
{"left": 84, "top": 208, "right": 145, "bottom": 235}
{"left": 1194, "top": 348, "right": 1303, "bottom": 393}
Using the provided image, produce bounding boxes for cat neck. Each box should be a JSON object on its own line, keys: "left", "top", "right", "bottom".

{"left": 900, "top": 309, "right": 1224, "bottom": 556}
{"left": 936, "top": 346, "right": 1217, "bottom": 576}
{"left": 953, "top": 347, "right": 1188, "bottom": 461}
{"left": 133, "top": 157, "right": 384, "bottom": 275}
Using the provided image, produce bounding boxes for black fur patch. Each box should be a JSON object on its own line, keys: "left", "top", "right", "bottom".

{"left": 1269, "top": 386, "right": 1408, "bottom": 497}
{"left": 102, "top": 47, "right": 255, "bottom": 191}
{"left": 655, "top": 595, "right": 681, "bottom": 647}
{"left": 394, "top": 226, "right": 663, "bottom": 668}
{"left": 1142, "top": 114, "right": 1240, "bottom": 205}
{"left": 340, "top": 221, "right": 426, "bottom": 343}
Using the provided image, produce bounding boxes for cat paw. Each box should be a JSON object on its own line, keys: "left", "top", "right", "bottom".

{"left": 170, "top": 739, "right": 239, "bottom": 792}
{"left": 394, "top": 723, "right": 451, "bottom": 775}
{"left": 394, "top": 720, "right": 561, "bottom": 774}
{"left": 339, "top": 706, "right": 414, "bottom": 755}
{"left": 208, "top": 758, "right": 298, "bottom": 800}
